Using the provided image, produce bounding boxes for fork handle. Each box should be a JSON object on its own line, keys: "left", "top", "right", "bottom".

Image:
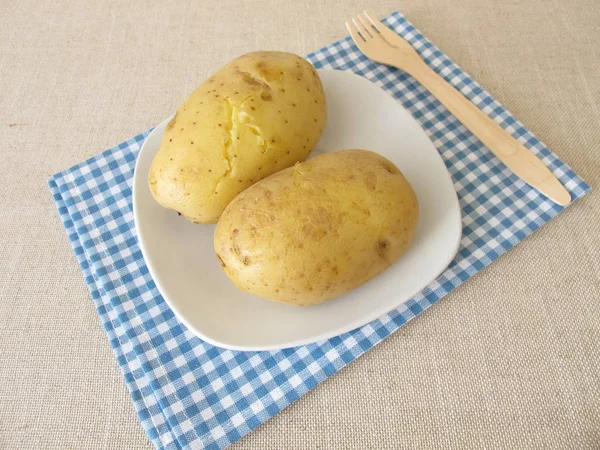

{"left": 406, "top": 60, "right": 571, "bottom": 206}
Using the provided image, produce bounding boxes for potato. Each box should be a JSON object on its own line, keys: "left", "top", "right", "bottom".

{"left": 148, "top": 51, "right": 326, "bottom": 223}
{"left": 214, "top": 150, "right": 419, "bottom": 306}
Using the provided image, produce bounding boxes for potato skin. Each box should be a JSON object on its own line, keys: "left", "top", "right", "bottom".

{"left": 214, "top": 150, "right": 419, "bottom": 306}
{"left": 148, "top": 51, "right": 326, "bottom": 223}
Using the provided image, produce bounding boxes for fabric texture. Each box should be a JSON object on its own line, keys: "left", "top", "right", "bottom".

{"left": 2, "top": 1, "right": 599, "bottom": 449}
{"left": 45, "top": 11, "right": 589, "bottom": 450}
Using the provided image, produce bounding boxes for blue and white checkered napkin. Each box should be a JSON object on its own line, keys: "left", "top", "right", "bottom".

{"left": 48, "top": 11, "right": 589, "bottom": 450}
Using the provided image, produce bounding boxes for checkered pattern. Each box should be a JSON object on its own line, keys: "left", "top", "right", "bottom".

{"left": 48, "top": 11, "right": 589, "bottom": 450}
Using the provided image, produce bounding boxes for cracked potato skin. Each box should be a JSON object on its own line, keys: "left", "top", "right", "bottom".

{"left": 148, "top": 51, "right": 327, "bottom": 223}
{"left": 214, "top": 150, "right": 419, "bottom": 306}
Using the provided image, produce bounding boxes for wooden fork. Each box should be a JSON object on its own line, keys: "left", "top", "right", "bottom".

{"left": 346, "top": 11, "right": 571, "bottom": 206}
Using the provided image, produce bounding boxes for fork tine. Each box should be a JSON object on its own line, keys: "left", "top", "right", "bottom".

{"left": 363, "top": 10, "right": 387, "bottom": 32}
{"left": 345, "top": 21, "right": 364, "bottom": 43}
{"left": 352, "top": 17, "right": 373, "bottom": 39}
{"left": 357, "top": 14, "right": 378, "bottom": 39}
{"left": 363, "top": 10, "right": 402, "bottom": 44}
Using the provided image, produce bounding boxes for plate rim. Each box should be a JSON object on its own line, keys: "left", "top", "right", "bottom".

{"left": 133, "top": 68, "right": 462, "bottom": 351}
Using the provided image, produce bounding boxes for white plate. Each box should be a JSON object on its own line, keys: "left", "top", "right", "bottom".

{"left": 133, "top": 69, "right": 461, "bottom": 351}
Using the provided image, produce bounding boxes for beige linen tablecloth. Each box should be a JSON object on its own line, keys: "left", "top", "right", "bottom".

{"left": 1, "top": 0, "right": 598, "bottom": 448}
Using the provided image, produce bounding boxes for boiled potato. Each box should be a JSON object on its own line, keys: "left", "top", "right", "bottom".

{"left": 214, "top": 150, "right": 419, "bottom": 306}
{"left": 148, "top": 51, "right": 326, "bottom": 223}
